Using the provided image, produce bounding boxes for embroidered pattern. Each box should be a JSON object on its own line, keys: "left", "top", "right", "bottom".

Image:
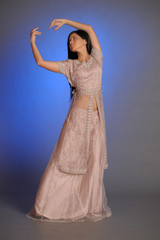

{"left": 74, "top": 55, "right": 93, "bottom": 69}
{"left": 57, "top": 61, "right": 64, "bottom": 74}
{"left": 91, "top": 47, "right": 103, "bottom": 57}
{"left": 95, "top": 91, "right": 108, "bottom": 169}
{"left": 75, "top": 86, "right": 108, "bottom": 169}
{"left": 58, "top": 165, "right": 87, "bottom": 175}
{"left": 56, "top": 46, "right": 108, "bottom": 174}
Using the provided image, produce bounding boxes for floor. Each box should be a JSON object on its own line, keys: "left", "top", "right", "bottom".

{"left": 0, "top": 190, "right": 159, "bottom": 240}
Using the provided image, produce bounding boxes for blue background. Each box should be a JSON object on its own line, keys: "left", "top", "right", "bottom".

{"left": 0, "top": 0, "right": 160, "bottom": 201}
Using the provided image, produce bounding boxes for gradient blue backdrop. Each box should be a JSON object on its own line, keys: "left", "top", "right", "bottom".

{"left": 0, "top": 0, "right": 160, "bottom": 202}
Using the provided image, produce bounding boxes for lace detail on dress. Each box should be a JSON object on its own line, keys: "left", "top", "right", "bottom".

{"left": 73, "top": 47, "right": 102, "bottom": 68}
{"left": 57, "top": 165, "right": 87, "bottom": 175}
{"left": 74, "top": 55, "right": 93, "bottom": 69}
{"left": 57, "top": 104, "right": 88, "bottom": 175}
{"left": 57, "top": 61, "right": 64, "bottom": 74}
{"left": 56, "top": 46, "right": 107, "bottom": 173}
{"left": 95, "top": 91, "right": 108, "bottom": 169}
{"left": 91, "top": 47, "right": 103, "bottom": 56}
{"left": 75, "top": 86, "right": 108, "bottom": 170}
{"left": 57, "top": 60, "right": 74, "bottom": 86}
{"left": 90, "top": 47, "right": 103, "bottom": 66}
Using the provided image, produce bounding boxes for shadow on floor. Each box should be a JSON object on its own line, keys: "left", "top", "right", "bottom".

{"left": 0, "top": 171, "right": 42, "bottom": 213}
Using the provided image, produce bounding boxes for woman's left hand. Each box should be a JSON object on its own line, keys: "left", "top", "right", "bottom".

{"left": 49, "top": 19, "right": 66, "bottom": 31}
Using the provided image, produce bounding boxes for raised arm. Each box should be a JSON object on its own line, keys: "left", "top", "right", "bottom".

{"left": 30, "top": 27, "right": 60, "bottom": 73}
{"left": 64, "top": 19, "right": 102, "bottom": 51}
{"left": 49, "top": 19, "right": 102, "bottom": 51}
{"left": 30, "top": 19, "right": 102, "bottom": 73}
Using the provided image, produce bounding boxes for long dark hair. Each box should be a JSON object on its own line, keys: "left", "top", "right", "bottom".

{"left": 67, "top": 30, "right": 92, "bottom": 101}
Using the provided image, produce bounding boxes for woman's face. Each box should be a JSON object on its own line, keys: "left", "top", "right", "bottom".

{"left": 69, "top": 33, "right": 86, "bottom": 52}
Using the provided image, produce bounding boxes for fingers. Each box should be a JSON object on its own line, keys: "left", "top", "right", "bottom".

{"left": 31, "top": 27, "right": 41, "bottom": 35}
{"left": 34, "top": 31, "right": 41, "bottom": 35}
{"left": 31, "top": 27, "right": 39, "bottom": 32}
{"left": 54, "top": 26, "right": 60, "bottom": 31}
{"left": 49, "top": 20, "right": 53, "bottom": 29}
{"left": 49, "top": 22, "right": 53, "bottom": 29}
{"left": 49, "top": 19, "right": 57, "bottom": 29}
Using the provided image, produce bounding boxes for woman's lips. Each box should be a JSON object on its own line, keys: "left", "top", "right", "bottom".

{"left": 70, "top": 45, "right": 74, "bottom": 51}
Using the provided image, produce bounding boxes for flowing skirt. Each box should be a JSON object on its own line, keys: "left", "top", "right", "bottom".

{"left": 26, "top": 106, "right": 112, "bottom": 222}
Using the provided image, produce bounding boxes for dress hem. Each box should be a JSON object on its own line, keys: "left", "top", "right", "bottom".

{"left": 25, "top": 210, "right": 112, "bottom": 223}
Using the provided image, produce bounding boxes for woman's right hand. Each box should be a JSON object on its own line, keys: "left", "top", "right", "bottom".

{"left": 30, "top": 27, "right": 41, "bottom": 43}
{"left": 49, "top": 19, "right": 65, "bottom": 31}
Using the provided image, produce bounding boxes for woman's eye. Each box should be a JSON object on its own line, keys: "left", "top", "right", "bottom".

{"left": 69, "top": 37, "right": 77, "bottom": 43}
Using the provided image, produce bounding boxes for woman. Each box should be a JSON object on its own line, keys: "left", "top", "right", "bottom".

{"left": 26, "top": 18, "right": 112, "bottom": 222}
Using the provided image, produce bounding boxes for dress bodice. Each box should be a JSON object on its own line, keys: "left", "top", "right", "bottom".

{"left": 57, "top": 47, "right": 108, "bottom": 173}
{"left": 58, "top": 47, "right": 103, "bottom": 91}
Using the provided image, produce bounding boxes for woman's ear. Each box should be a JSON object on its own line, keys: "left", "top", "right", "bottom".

{"left": 83, "top": 39, "right": 87, "bottom": 46}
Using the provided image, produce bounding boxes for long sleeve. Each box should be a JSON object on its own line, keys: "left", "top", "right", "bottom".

{"left": 57, "top": 59, "right": 74, "bottom": 86}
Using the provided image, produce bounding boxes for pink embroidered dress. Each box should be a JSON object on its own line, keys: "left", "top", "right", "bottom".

{"left": 26, "top": 47, "right": 112, "bottom": 222}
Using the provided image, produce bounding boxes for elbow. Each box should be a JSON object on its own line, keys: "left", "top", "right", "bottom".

{"left": 87, "top": 25, "right": 93, "bottom": 33}
{"left": 37, "top": 60, "right": 43, "bottom": 66}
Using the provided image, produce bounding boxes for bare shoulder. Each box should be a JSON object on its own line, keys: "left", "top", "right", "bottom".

{"left": 88, "top": 26, "right": 102, "bottom": 51}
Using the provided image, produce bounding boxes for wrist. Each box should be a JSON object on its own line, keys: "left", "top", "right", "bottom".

{"left": 63, "top": 19, "right": 68, "bottom": 25}
{"left": 30, "top": 39, "right": 35, "bottom": 44}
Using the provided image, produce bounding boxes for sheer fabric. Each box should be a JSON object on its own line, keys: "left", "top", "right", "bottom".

{"left": 26, "top": 47, "right": 112, "bottom": 222}
{"left": 56, "top": 47, "right": 108, "bottom": 174}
